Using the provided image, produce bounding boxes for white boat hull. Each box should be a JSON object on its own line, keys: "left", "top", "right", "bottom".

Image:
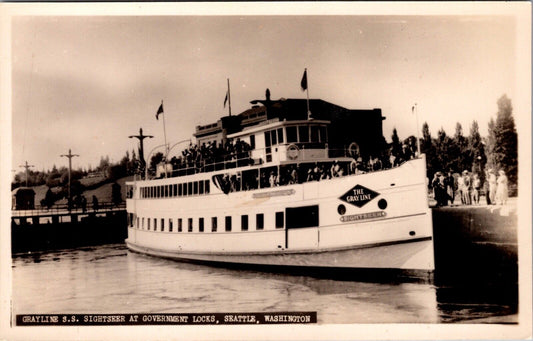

{"left": 126, "top": 157, "right": 434, "bottom": 280}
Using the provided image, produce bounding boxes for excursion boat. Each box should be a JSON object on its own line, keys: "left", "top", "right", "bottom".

{"left": 125, "top": 96, "right": 434, "bottom": 281}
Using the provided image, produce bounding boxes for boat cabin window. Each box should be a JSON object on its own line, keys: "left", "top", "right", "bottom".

{"left": 154, "top": 218, "right": 157, "bottom": 231}
{"left": 275, "top": 212, "right": 284, "bottom": 229}
{"left": 178, "top": 218, "right": 182, "bottom": 232}
{"left": 241, "top": 215, "right": 248, "bottom": 231}
{"left": 211, "top": 217, "right": 217, "bottom": 232}
{"left": 142, "top": 218, "right": 145, "bottom": 229}
{"left": 199, "top": 218, "right": 204, "bottom": 232}
{"left": 264, "top": 132, "right": 271, "bottom": 148}
{"left": 298, "top": 126, "right": 309, "bottom": 142}
{"left": 286, "top": 126, "right": 297, "bottom": 143}
{"left": 311, "top": 126, "right": 319, "bottom": 142}
{"left": 256, "top": 213, "right": 264, "bottom": 230}
{"left": 147, "top": 218, "right": 150, "bottom": 230}
{"left": 249, "top": 135, "right": 255, "bottom": 149}
{"left": 225, "top": 216, "right": 232, "bottom": 232}
{"left": 169, "top": 219, "right": 173, "bottom": 232}
{"left": 199, "top": 181, "right": 204, "bottom": 194}
{"left": 161, "top": 218, "right": 165, "bottom": 231}
{"left": 188, "top": 218, "right": 193, "bottom": 232}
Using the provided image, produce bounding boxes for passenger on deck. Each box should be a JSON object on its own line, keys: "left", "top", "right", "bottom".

{"left": 320, "top": 165, "right": 329, "bottom": 180}
{"left": 331, "top": 160, "right": 340, "bottom": 177}
{"left": 269, "top": 171, "right": 278, "bottom": 187}
{"left": 306, "top": 169, "right": 315, "bottom": 182}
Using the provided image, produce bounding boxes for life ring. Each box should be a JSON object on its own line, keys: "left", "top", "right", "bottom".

{"left": 348, "top": 142, "right": 360, "bottom": 158}
{"left": 287, "top": 144, "right": 299, "bottom": 160}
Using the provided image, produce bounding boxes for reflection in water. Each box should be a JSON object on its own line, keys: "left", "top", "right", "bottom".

{"left": 11, "top": 244, "right": 516, "bottom": 324}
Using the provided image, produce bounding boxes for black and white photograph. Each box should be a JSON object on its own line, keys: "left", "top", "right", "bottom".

{"left": 1, "top": 2, "right": 531, "bottom": 340}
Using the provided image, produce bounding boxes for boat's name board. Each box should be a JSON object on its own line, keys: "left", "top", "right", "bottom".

{"left": 253, "top": 189, "right": 295, "bottom": 198}
{"left": 340, "top": 211, "right": 386, "bottom": 222}
{"left": 339, "top": 184, "right": 379, "bottom": 207}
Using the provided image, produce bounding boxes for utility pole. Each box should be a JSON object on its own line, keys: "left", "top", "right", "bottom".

{"left": 60, "top": 149, "right": 79, "bottom": 211}
{"left": 19, "top": 161, "right": 34, "bottom": 187}
{"left": 129, "top": 128, "right": 153, "bottom": 179}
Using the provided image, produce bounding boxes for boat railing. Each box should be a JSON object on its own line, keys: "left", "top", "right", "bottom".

{"left": 148, "top": 143, "right": 417, "bottom": 180}
{"left": 149, "top": 144, "right": 356, "bottom": 179}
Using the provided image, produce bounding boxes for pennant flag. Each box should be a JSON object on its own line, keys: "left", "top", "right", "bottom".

{"left": 412, "top": 105, "right": 415, "bottom": 113}
{"left": 156, "top": 101, "right": 164, "bottom": 120}
{"left": 224, "top": 92, "right": 228, "bottom": 108}
{"left": 300, "top": 69, "right": 308, "bottom": 91}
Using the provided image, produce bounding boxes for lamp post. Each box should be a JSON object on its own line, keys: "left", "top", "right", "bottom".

{"left": 19, "top": 161, "right": 34, "bottom": 187}
{"left": 412, "top": 103, "right": 421, "bottom": 158}
{"left": 128, "top": 128, "right": 153, "bottom": 179}
{"left": 60, "top": 149, "right": 79, "bottom": 211}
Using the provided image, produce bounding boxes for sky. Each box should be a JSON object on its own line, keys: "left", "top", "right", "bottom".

{"left": 8, "top": 4, "right": 529, "bottom": 175}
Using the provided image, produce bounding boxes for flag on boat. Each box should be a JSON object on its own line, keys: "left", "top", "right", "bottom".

{"left": 156, "top": 101, "right": 164, "bottom": 120}
{"left": 224, "top": 92, "right": 228, "bottom": 108}
{"left": 300, "top": 69, "right": 308, "bottom": 91}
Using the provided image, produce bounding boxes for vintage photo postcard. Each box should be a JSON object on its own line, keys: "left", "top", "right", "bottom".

{"left": 1, "top": 2, "right": 531, "bottom": 340}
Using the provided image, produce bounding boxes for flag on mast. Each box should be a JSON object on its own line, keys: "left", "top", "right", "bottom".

{"left": 224, "top": 92, "right": 228, "bottom": 108}
{"left": 156, "top": 101, "right": 164, "bottom": 120}
{"left": 300, "top": 69, "right": 308, "bottom": 91}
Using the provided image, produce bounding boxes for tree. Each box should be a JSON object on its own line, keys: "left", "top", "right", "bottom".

{"left": 488, "top": 95, "right": 518, "bottom": 187}
{"left": 420, "top": 122, "right": 437, "bottom": 178}
{"left": 98, "top": 155, "right": 110, "bottom": 172}
{"left": 390, "top": 128, "right": 402, "bottom": 156}
{"left": 149, "top": 152, "right": 164, "bottom": 174}
{"left": 469, "top": 120, "right": 487, "bottom": 183}
{"left": 111, "top": 182, "right": 122, "bottom": 206}
{"left": 435, "top": 128, "right": 454, "bottom": 172}
{"left": 453, "top": 123, "right": 470, "bottom": 173}
{"left": 120, "top": 151, "right": 131, "bottom": 175}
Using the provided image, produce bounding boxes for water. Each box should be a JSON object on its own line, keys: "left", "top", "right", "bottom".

{"left": 11, "top": 244, "right": 517, "bottom": 324}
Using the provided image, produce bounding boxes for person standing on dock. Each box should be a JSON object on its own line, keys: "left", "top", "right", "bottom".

{"left": 488, "top": 169, "right": 497, "bottom": 205}
{"left": 92, "top": 195, "right": 99, "bottom": 212}
{"left": 471, "top": 173, "right": 481, "bottom": 205}
{"left": 81, "top": 195, "right": 87, "bottom": 213}
{"left": 444, "top": 170, "right": 456, "bottom": 205}
{"left": 495, "top": 170, "right": 508, "bottom": 205}
{"left": 461, "top": 170, "right": 471, "bottom": 205}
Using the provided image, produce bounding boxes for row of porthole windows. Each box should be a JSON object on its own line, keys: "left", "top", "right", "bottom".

{"left": 140, "top": 180, "right": 210, "bottom": 199}
{"left": 132, "top": 212, "right": 285, "bottom": 232}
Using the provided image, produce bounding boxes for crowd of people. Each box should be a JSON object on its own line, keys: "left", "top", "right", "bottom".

{"left": 169, "top": 139, "right": 252, "bottom": 175}
{"left": 211, "top": 147, "right": 416, "bottom": 195}
{"left": 163, "top": 138, "right": 417, "bottom": 179}
{"left": 431, "top": 169, "right": 508, "bottom": 207}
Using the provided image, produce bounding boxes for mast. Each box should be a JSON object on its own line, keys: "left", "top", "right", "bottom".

{"left": 301, "top": 68, "right": 312, "bottom": 120}
{"left": 227, "top": 78, "right": 232, "bottom": 117}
